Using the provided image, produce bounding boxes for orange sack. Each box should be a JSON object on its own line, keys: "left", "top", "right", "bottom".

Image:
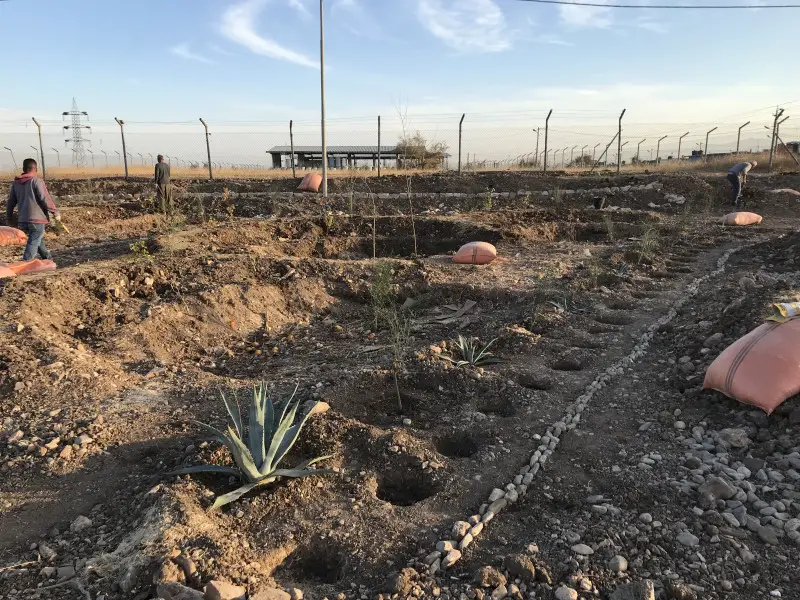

{"left": 720, "top": 212, "right": 762, "bottom": 226}
{"left": 297, "top": 173, "right": 322, "bottom": 192}
{"left": 452, "top": 241, "right": 497, "bottom": 265}
{"left": 703, "top": 319, "right": 800, "bottom": 414}
{"left": 0, "top": 265, "right": 16, "bottom": 279}
{"left": 0, "top": 226, "right": 28, "bottom": 246}
{"left": 7, "top": 259, "right": 57, "bottom": 276}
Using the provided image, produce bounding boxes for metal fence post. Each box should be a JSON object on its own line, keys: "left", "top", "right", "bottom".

{"left": 616, "top": 108, "right": 626, "bottom": 175}
{"left": 32, "top": 117, "right": 45, "bottom": 179}
{"left": 636, "top": 138, "right": 646, "bottom": 163}
{"left": 458, "top": 113, "right": 465, "bottom": 174}
{"left": 570, "top": 145, "right": 577, "bottom": 167}
{"left": 768, "top": 108, "right": 784, "bottom": 170}
{"left": 736, "top": 121, "right": 750, "bottom": 154}
{"left": 656, "top": 135, "right": 667, "bottom": 165}
{"left": 581, "top": 145, "right": 587, "bottom": 166}
{"left": 543, "top": 109, "right": 553, "bottom": 173}
{"left": 677, "top": 132, "right": 689, "bottom": 162}
{"left": 199, "top": 118, "right": 213, "bottom": 180}
{"left": 114, "top": 117, "right": 128, "bottom": 179}
{"left": 534, "top": 128, "right": 540, "bottom": 167}
{"left": 592, "top": 143, "right": 599, "bottom": 163}
{"left": 288, "top": 119, "right": 296, "bottom": 178}
{"left": 377, "top": 115, "right": 381, "bottom": 178}
{"left": 704, "top": 127, "right": 717, "bottom": 162}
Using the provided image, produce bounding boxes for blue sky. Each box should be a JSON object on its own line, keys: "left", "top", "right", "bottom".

{"left": 1, "top": 0, "right": 799, "bottom": 167}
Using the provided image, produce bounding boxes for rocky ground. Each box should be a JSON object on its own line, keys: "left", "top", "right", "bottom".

{"left": 1, "top": 171, "right": 800, "bottom": 600}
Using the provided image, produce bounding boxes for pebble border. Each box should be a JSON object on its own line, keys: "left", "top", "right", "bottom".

{"left": 421, "top": 245, "right": 742, "bottom": 575}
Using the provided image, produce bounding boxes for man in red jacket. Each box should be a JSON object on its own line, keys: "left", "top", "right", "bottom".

{"left": 5, "top": 158, "right": 61, "bottom": 261}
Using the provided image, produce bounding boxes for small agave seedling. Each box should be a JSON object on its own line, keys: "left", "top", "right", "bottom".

{"left": 170, "top": 383, "right": 331, "bottom": 510}
{"left": 440, "top": 334, "right": 501, "bottom": 368}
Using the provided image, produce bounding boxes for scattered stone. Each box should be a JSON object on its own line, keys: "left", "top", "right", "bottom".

{"left": 157, "top": 582, "right": 206, "bottom": 600}
{"left": 474, "top": 566, "right": 506, "bottom": 588}
{"left": 639, "top": 513, "right": 653, "bottom": 524}
{"left": 504, "top": 553, "right": 536, "bottom": 580}
{"left": 758, "top": 525, "right": 779, "bottom": 545}
{"left": 718, "top": 428, "right": 751, "bottom": 449}
{"left": 571, "top": 543, "right": 594, "bottom": 555}
{"left": 386, "top": 569, "right": 415, "bottom": 596}
{"left": 75, "top": 433, "right": 93, "bottom": 446}
{"left": 38, "top": 542, "right": 57, "bottom": 561}
{"left": 205, "top": 580, "right": 247, "bottom": 600}
{"left": 288, "top": 590, "right": 303, "bottom": 600}
{"left": 609, "top": 555, "right": 628, "bottom": 573}
{"left": 70, "top": 515, "right": 93, "bottom": 532}
{"left": 674, "top": 421, "right": 686, "bottom": 430}
{"left": 452, "top": 521, "right": 471, "bottom": 538}
{"left": 704, "top": 333, "right": 724, "bottom": 348}
{"left": 490, "top": 584, "right": 508, "bottom": 600}
{"left": 554, "top": 586, "right": 579, "bottom": 600}
{"left": 442, "top": 549, "right": 462, "bottom": 568}
{"left": 698, "top": 476, "right": 737, "bottom": 500}
{"left": 676, "top": 530, "right": 700, "bottom": 547}
{"left": 57, "top": 565, "right": 76, "bottom": 580}
{"left": 488, "top": 488, "right": 505, "bottom": 502}
{"left": 610, "top": 580, "right": 655, "bottom": 600}
{"left": 59, "top": 445, "right": 73, "bottom": 460}
{"left": 664, "top": 582, "right": 697, "bottom": 600}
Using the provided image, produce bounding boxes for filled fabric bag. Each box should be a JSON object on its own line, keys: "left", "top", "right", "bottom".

{"left": 703, "top": 319, "right": 800, "bottom": 414}
{"left": 0, "top": 226, "right": 28, "bottom": 246}
{"left": 720, "top": 212, "right": 762, "bottom": 226}
{"left": 452, "top": 241, "right": 497, "bottom": 265}
{"left": 297, "top": 173, "right": 322, "bottom": 192}
{"left": 7, "top": 259, "right": 57, "bottom": 276}
{"left": 0, "top": 265, "right": 16, "bottom": 279}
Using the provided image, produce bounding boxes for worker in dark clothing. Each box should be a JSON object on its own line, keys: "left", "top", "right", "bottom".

{"left": 6, "top": 158, "right": 60, "bottom": 261}
{"left": 727, "top": 160, "right": 756, "bottom": 206}
{"left": 154, "top": 154, "right": 173, "bottom": 214}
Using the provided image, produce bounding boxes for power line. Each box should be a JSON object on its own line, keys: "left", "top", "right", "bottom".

{"left": 516, "top": 0, "right": 800, "bottom": 8}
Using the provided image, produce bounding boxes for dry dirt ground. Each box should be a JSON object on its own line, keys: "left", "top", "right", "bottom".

{"left": 1, "top": 171, "right": 800, "bottom": 600}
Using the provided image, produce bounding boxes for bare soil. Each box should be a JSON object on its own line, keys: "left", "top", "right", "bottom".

{"left": 1, "top": 171, "right": 799, "bottom": 600}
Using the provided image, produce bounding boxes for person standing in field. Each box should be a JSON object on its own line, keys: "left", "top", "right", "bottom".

{"left": 154, "top": 154, "right": 173, "bottom": 213}
{"left": 727, "top": 160, "right": 757, "bottom": 206}
{"left": 5, "top": 158, "right": 60, "bottom": 261}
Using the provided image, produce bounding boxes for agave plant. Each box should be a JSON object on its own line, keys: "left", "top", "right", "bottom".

{"left": 440, "top": 334, "right": 501, "bottom": 368}
{"left": 170, "top": 383, "right": 332, "bottom": 510}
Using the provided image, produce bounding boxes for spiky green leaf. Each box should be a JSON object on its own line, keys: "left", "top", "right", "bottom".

{"left": 210, "top": 478, "right": 274, "bottom": 510}
{"left": 167, "top": 465, "right": 242, "bottom": 478}
{"left": 248, "top": 385, "right": 267, "bottom": 468}
{"left": 271, "top": 405, "right": 326, "bottom": 470}
{"left": 261, "top": 400, "right": 300, "bottom": 476}
{"left": 225, "top": 425, "right": 261, "bottom": 482}
{"left": 221, "top": 390, "right": 243, "bottom": 439}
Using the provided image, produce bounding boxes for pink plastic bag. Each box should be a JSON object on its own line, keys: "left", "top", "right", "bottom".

{"left": 703, "top": 319, "right": 800, "bottom": 414}
{"left": 7, "top": 259, "right": 57, "bottom": 276}
{"left": 297, "top": 174, "right": 322, "bottom": 192}
{"left": 0, "top": 226, "right": 27, "bottom": 246}
{"left": 720, "top": 212, "right": 762, "bottom": 226}
{"left": 452, "top": 242, "right": 497, "bottom": 265}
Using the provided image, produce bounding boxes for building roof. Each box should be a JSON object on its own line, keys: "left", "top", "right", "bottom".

{"left": 268, "top": 145, "right": 400, "bottom": 154}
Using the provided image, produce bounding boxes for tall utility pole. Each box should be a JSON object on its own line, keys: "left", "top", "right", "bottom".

{"left": 543, "top": 109, "right": 552, "bottom": 173}
{"left": 736, "top": 121, "right": 751, "bottom": 154}
{"left": 115, "top": 118, "right": 129, "bottom": 179}
{"left": 62, "top": 98, "right": 91, "bottom": 167}
{"left": 768, "top": 108, "right": 785, "bottom": 170}
{"left": 319, "top": 0, "right": 328, "bottom": 196}
{"left": 458, "top": 113, "right": 466, "bottom": 174}
{"left": 4, "top": 147, "right": 17, "bottom": 169}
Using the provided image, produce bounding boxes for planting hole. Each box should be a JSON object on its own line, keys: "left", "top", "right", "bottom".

{"left": 594, "top": 312, "right": 633, "bottom": 326}
{"left": 279, "top": 540, "right": 347, "bottom": 584}
{"left": 436, "top": 431, "right": 480, "bottom": 458}
{"left": 377, "top": 470, "right": 439, "bottom": 506}
{"left": 551, "top": 357, "right": 583, "bottom": 371}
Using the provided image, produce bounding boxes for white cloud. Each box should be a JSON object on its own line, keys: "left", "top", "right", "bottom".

{"left": 220, "top": 0, "right": 318, "bottom": 69}
{"left": 558, "top": 0, "right": 613, "bottom": 29}
{"left": 540, "top": 34, "right": 574, "bottom": 46}
{"left": 636, "top": 18, "right": 668, "bottom": 33}
{"left": 287, "top": 0, "right": 311, "bottom": 19}
{"left": 209, "top": 43, "right": 235, "bottom": 57}
{"left": 416, "top": 0, "right": 511, "bottom": 53}
{"left": 170, "top": 43, "right": 215, "bottom": 64}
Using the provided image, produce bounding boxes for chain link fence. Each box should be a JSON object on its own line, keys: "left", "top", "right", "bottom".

{"left": 2, "top": 105, "right": 799, "bottom": 178}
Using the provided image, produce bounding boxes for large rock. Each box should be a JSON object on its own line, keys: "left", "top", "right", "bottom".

{"left": 503, "top": 553, "right": 536, "bottom": 580}
{"left": 698, "top": 476, "right": 737, "bottom": 500}
{"left": 554, "top": 587, "right": 579, "bottom": 600}
{"left": 205, "top": 580, "right": 246, "bottom": 600}
{"left": 664, "top": 582, "right": 698, "bottom": 600}
{"left": 718, "top": 428, "right": 751, "bottom": 449}
{"left": 156, "top": 583, "right": 205, "bottom": 600}
{"left": 386, "top": 568, "right": 416, "bottom": 595}
{"left": 250, "top": 591, "right": 291, "bottom": 600}
{"left": 610, "top": 580, "right": 656, "bottom": 600}
{"left": 474, "top": 566, "right": 506, "bottom": 588}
